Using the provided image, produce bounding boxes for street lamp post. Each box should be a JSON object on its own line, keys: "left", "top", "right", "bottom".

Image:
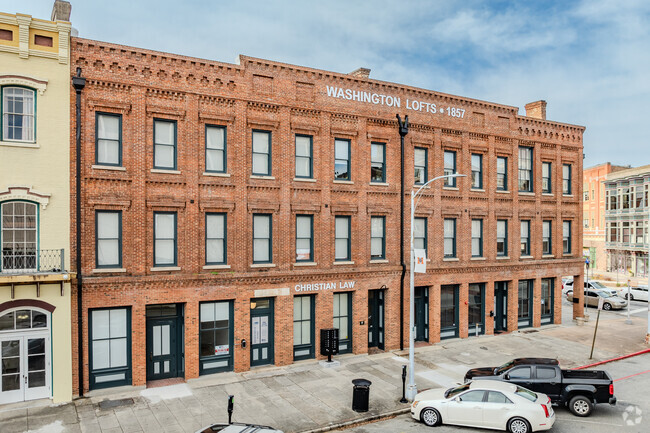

{"left": 406, "top": 173, "right": 466, "bottom": 400}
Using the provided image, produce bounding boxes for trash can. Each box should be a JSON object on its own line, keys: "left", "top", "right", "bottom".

{"left": 352, "top": 379, "right": 372, "bottom": 412}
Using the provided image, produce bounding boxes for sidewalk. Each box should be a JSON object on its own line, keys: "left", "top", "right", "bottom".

{"left": 1, "top": 315, "right": 648, "bottom": 433}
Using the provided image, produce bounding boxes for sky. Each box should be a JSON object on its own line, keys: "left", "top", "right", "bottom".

{"left": 6, "top": 0, "right": 650, "bottom": 168}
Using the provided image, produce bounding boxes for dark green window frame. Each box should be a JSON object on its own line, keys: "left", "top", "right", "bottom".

{"left": 468, "top": 283, "right": 485, "bottom": 335}
{"left": 444, "top": 150, "right": 457, "bottom": 187}
{"left": 252, "top": 129, "right": 272, "bottom": 176}
{"left": 414, "top": 217, "right": 427, "bottom": 252}
{"left": 497, "top": 219, "right": 508, "bottom": 257}
{"left": 370, "top": 216, "right": 385, "bottom": 260}
{"left": 293, "top": 295, "right": 315, "bottom": 361}
{"left": 542, "top": 162, "right": 552, "bottom": 193}
{"left": 89, "top": 307, "right": 132, "bottom": 390}
{"left": 562, "top": 164, "right": 572, "bottom": 194}
{"left": 205, "top": 124, "right": 227, "bottom": 173}
{"left": 540, "top": 278, "right": 554, "bottom": 322}
{"left": 333, "top": 292, "right": 353, "bottom": 353}
{"left": 471, "top": 219, "right": 483, "bottom": 257}
{"left": 95, "top": 210, "right": 122, "bottom": 268}
{"left": 334, "top": 215, "right": 351, "bottom": 261}
{"left": 153, "top": 118, "right": 177, "bottom": 170}
{"left": 414, "top": 147, "right": 428, "bottom": 185}
{"left": 295, "top": 134, "right": 313, "bottom": 179}
{"left": 95, "top": 112, "right": 122, "bottom": 166}
{"left": 205, "top": 213, "right": 227, "bottom": 265}
{"left": 496, "top": 156, "right": 507, "bottom": 191}
{"left": 199, "top": 300, "right": 234, "bottom": 375}
{"left": 153, "top": 211, "right": 177, "bottom": 267}
{"left": 518, "top": 146, "right": 533, "bottom": 192}
{"left": 542, "top": 220, "right": 552, "bottom": 255}
{"left": 563, "top": 220, "right": 571, "bottom": 254}
{"left": 1, "top": 85, "right": 37, "bottom": 143}
{"left": 520, "top": 220, "right": 531, "bottom": 256}
{"left": 370, "top": 142, "right": 386, "bottom": 183}
{"left": 471, "top": 154, "right": 483, "bottom": 189}
{"left": 253, "top": 213, "right": 272, "bottom": 264}
{"left": 295, "top": 214, "right": 313, "bottom": 262}
{"left": 518, "top": 280, "right": 533, "bottom": 328}
{"left": 334, "top": 138, "right": 351, "bottom": 180}
{"left": 444, "top": 218, "right": 456, "bottom": 258}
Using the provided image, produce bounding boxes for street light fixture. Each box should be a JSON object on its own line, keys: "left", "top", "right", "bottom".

{"left": 406, "top": 173, "right": 467, "bottom": 400}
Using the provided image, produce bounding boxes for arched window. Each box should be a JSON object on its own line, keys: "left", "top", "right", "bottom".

{"left": 1, "top": 201, "right": 37, "bottom": 271}
{"left": 2, "top": 87, "right": 35, "bottom": 142}
{"left": 0, "top": 308, "right": 48, "bottom": 331}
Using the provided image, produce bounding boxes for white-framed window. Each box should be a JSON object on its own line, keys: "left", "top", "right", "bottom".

{"left": 1, "top": 201, "right": 37, "bottom": 271}
{"left": 2, "top": 87, "right": 35, "bottom": 142}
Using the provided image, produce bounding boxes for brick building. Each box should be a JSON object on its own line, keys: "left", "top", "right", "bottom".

{"left": 582, "top": 163, "right": 628, "bottom": 272}
{"left": 70, "top": 38, "right": 585, "bottom": 395}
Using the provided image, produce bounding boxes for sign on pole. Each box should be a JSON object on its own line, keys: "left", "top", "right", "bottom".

{"left": 414, "top": 249, "right": 427, "bottom": 273}
{"left": 598, "top": 296, "right": 604, "bottom": 311}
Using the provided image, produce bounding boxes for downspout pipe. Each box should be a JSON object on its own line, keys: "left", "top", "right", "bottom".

{"left": 397, "top": 114, "right": 409, "bottom": 351}
{"left": 72, "top": 67, "right": 86, "bottom": 397}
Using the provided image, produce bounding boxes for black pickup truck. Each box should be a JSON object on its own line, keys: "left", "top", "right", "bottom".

{"left": 464, "top": 358, "right": 616, "bottom": 417}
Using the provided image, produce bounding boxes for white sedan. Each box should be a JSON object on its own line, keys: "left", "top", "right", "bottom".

{"left": 411, "top": 380, "right": 555, "bottom": 433}
{"left": 616, "top": 285, "right": 649, "bottom": 302}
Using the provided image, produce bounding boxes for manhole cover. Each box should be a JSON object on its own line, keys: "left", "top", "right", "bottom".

{"left": 99, "top": 398, "right": 134, "bottom": 410}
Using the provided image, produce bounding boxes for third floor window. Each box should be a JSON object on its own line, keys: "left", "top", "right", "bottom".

{"left": 518, "top": 147, "right": 533, "bottom": 192}
{"left": 334, "top": 139, "right": 350, "bottom": 180}
{"left": 96, "top": 113, "right": 122, "bottom": 166}
{"left": 542, "top": 162, "right": 551, "bottom": 193}
{"left": 471, "top": 154, "right": 483, "bottom": 189}
{"left": 2, "top": 87, "right": 35, "bottom": 142}
{"left": 295, "top": 135, "right": 313, "bottom": 178}
{"left": 444, "top": 150, "right": 456, "bottom": 187}
{"left": 153, "top": 119, "right": 177, "bottom": 170}
{"left": 414, "top": 147, "right": 427, "bottom": 184}
{"left": 562, "top": 164, "right": 572, "bottom": 194}
{"left": 205, "top": 125, "right": 226, "bottom": 173}
{"left": 370, "top": 142, "right": 386, "bottom": 183}
{"left": 252, "top": 130, "right": 272, "bottom": 176}
{"left": 496, "top": 157, "right": 507, "bottom": 191}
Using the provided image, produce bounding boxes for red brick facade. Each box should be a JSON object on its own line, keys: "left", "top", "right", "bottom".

{"left": 70, "top": 37, "right": 585, "bottom": 395}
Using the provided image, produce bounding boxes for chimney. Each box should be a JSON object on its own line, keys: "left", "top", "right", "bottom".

{"left": 349, "top": 68, "right": 371, "bottom": 79}
{"left": 51, "top": 0, "right": 72, "bottom": 22}
{"left": 525, "top": 100, "right": 547, "bottom": 120}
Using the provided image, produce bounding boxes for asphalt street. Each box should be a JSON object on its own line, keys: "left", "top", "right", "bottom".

{"left": 342, "top": 354, "right": 650, "bottom": 433}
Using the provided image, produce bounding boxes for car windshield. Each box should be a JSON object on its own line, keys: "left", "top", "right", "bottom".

{"left": 496, "top": 360, "right": 515, "bottom": 374}
{"left": 591, "top": 282, "right": 607, "bottom": 289}
{"left": 445, "top": 383, "right": 470, "bottom": 398}
{"left": 515, "top": 386, "right": 538, "bottom": 402}
{"left": 597, "top": 291, "right": 613, "bottom": 298}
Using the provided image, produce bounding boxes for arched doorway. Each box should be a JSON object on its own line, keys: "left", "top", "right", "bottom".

{"left": 0, "top": 308, "right": 51, "bottom": 404}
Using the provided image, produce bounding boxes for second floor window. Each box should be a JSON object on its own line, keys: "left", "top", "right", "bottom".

{"left": 253, "top": 214, "right": 272, "bottom": 263}
{"left": 520, "top": 220, "right": 530, "bottom": 256}
{"left": 497, "top": 220, "right": 507, "bottom": 256}
{"left": 252, "top": 130, "right": 271, "bottom": 176}
{"left": 444, "top": 218, "right": 456, "bottom": 258}
{"left": 1, "top": 201, "right": 37, "bottom": 271}
{"left": 496, "top": 157, "right": 507, "bottom": 191}
{"left": 542, "top": 162, "right": 551, "bottom": 193}
{"left": 370, "top": 216, "right": 385, "bottom": 260}
{"left": 562, "top": 164, "right": 572, "bottom": 194}
{"left": 2, "top": 87, "right": 35, "bottom": 142}
{"left": 471, "top": 219, "right": 483, "bottom": 257}
{"left": 295, "top": 135, "right": 313, "bottom": 178}
{"left": 296, "top": 215, "right": 313, "bottom": 262}
{"left": 444, "top": 150, "right": 456, "bottom": 186}
{"left": 96, "top": 113, "right": 121, "bottom": 166}
{"left": 205, "top": 125, "right": 226, "bottom": 173}
{"left": 563, "top": 221, "right": 571, "bottom": 254}
{"left": 414, "top": 147, "right": 427, "bottom": 184}
{"left": 414, "top": 217, "right": 427, "bottom": 253}
{"left": 154, "top": 212, "right": 177, "bottom": 266}
{"left": 206, "top": 213, "right": 226, "bottom": 265}
{"left": 334, "top": 138, "right": 350, "bottom": 180}
{"left": 471, "top": 154, "right": 483, "bottom": 189}
{"left": 153, "top": 119, "right": 177, "bottom": 170}
{"left": 335, "top": 216, "right": 351, "bottom": 261}
{"left": 542, "top": 220, "right": 552, "bottom": 255}
{"left": 518, "top": 147, "right": 533, "bottom": 192}
{"left": 96, "top": 210, "right": 121, "bottom": 268}
{"left": 370, "top": 143, "right": 386, "bottom": 183}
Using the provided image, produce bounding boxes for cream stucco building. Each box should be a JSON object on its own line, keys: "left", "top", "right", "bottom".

{"left": 0, "top": 5, "right": 73, "bottom": 404}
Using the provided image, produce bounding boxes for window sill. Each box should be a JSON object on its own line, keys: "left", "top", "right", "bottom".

{"left": 414, "top": 184, "right": 430, "bottom": 189}
{"left": 294, "top": 177, "right": 316, "bottom": 182}
{"left": 203, "top": 172, "right": 230, "bottom": 177}
{"left": 150, "top": 266, "right": 181, "bottom": 271}
{"left": 250, "top": 263, "right": 276, "bottom": 268}
{"left": 369, "top": 259, "right": 389, "bottom": 263}
{"left": 203, "top": 264, "right": 230, "bottom": 270}
{"left": 496, "top": 256, "right": 510, "bottom": 260}
{"left": 471, "top": 188, "right": 485, "bottom": 192}
{"left": 92, "top": 268, "right": 126, "bottom": 273}
{"left": 370, "top": 182, "right": 389, "bottom": 186}
{"left": 333, "top": 261, "right": 355, "bottom": 265}
{"left": 562, "top": 253, "right": 573, "bottom": 257}
{"left": 294, "top": 262, "right": 317, "bottom": 267}
{"left": 496, "top": 190, "right": 510, "bottom": 194}
{"left": 519, "top": 192, "right": 535, "bottom": 196}
{"left": 563, "top": 194, "right": 574, "bottom": 198}
{"left": 542, "top": 193, "right": 554, "bottom": 197}
{"left": 520, "top": 255, "right": 534, "bottom": 260}
{"left": 542, "top": 254, "right": 555, "bottom": 259}
{"left": 470, "top": 257, "right": 486, "bottom": 261}
{"left": 442, "top": 186, "right": 459, "bottom": 191}
{"left": 151, "top": 169, "right": 181, "bottom": 174}
{"left": 92, "top": 165, "right": 126, "bottom": 171}
{"left": 0, "top": 140, "right": 39, "bottom": 149}
{"left": 250, "top": 175, "right": 275, "bottom": 180}
{"left": 333, "top": 180, "right": 353, "bottom": 184}
{"left": 443, "top": 257, "right": 459, "bottom": 262}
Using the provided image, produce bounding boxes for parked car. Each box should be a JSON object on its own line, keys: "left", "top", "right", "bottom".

{"left": 196, "top": 423, "right": 283, "bottom": 433}
{"left": 616, "top": 285, "right": 649, "bottom": 302}
{"left": 562, "top": 277, "right": 573, "bottom": 295}
{"left": 411, "top": 379, "right": 555, "bottom": 432}
{"left": 586, "top": 281, "right": 617, "bottom": 296}
{"left": 464, "top": 358, "right": 617, "bottom": 417}
{"left": 566, "top": 289, "right": 627, "bottom": 310}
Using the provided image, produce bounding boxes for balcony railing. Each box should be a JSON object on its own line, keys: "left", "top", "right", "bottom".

{"left": 0, "top": 249, "right": 66, "bottom": 275}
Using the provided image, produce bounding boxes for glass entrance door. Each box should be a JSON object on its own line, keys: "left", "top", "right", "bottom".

{"left": 468, "top": 283, "right": 485, "bottom": 336}
{"left": 440, "top": 285, "right": 459, "bottom": 339}
{"left": 518, "top": 280, "right": 533, "bottom": 328}
{"left": 147, "top": 318, "right": 177, "bottom": 380}
{"left": 250, "top": 298, "right": 274, "bottom": 367}
{"left": 333, "top": 292, "right": 352, "bottom": 353}
{"left": 494, "top": 281, "right": 508, "bottom": 333}
{"left": 0, "top": 334, "right": 50, "bottom": 404}
{"left": 414, "top": 287, "right": 429, "bottom": 341}
{"left": 368, "top": 290, "right": 384, "bottom": 350}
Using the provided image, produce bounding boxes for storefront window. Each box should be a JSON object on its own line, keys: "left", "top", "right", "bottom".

{"left": 199, "top": 301, "right": 233, "bottom": 374}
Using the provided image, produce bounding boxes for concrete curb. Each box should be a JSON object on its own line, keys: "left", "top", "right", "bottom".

{"left": 297, "top": 407, "right": 411, "bottom": 433}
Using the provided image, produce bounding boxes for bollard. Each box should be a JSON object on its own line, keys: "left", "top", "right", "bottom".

{"left": 400, "top": 365, "right": 408, "bottom": 403}
{"left": 475, "top": 323, "right": 479, "bottom": 337}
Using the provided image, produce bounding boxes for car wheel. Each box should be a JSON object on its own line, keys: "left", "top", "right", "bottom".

{"left": 628, "top": 294, "right": 634, "bottom": 301}
{"left": 507, "top": 417, "right": 530, "bottom": 433}
{"left": 603, "top": 302, "right": 612, "bottom": 311}
{"left": 420, "top": 408, "right": 441, "bottom": 427}
{"left": 569, "top": 395, "right": 593, "bottom": 417}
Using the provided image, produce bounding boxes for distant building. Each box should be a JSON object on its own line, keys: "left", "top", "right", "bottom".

{"left": 583, "top": 163, "right": 628, "bottom": 271}
{"left": 605, "top": 165, "right": 650, "bottom": 278}
{"left": 0, "top": 2, "right": 74, "bottom": 404}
